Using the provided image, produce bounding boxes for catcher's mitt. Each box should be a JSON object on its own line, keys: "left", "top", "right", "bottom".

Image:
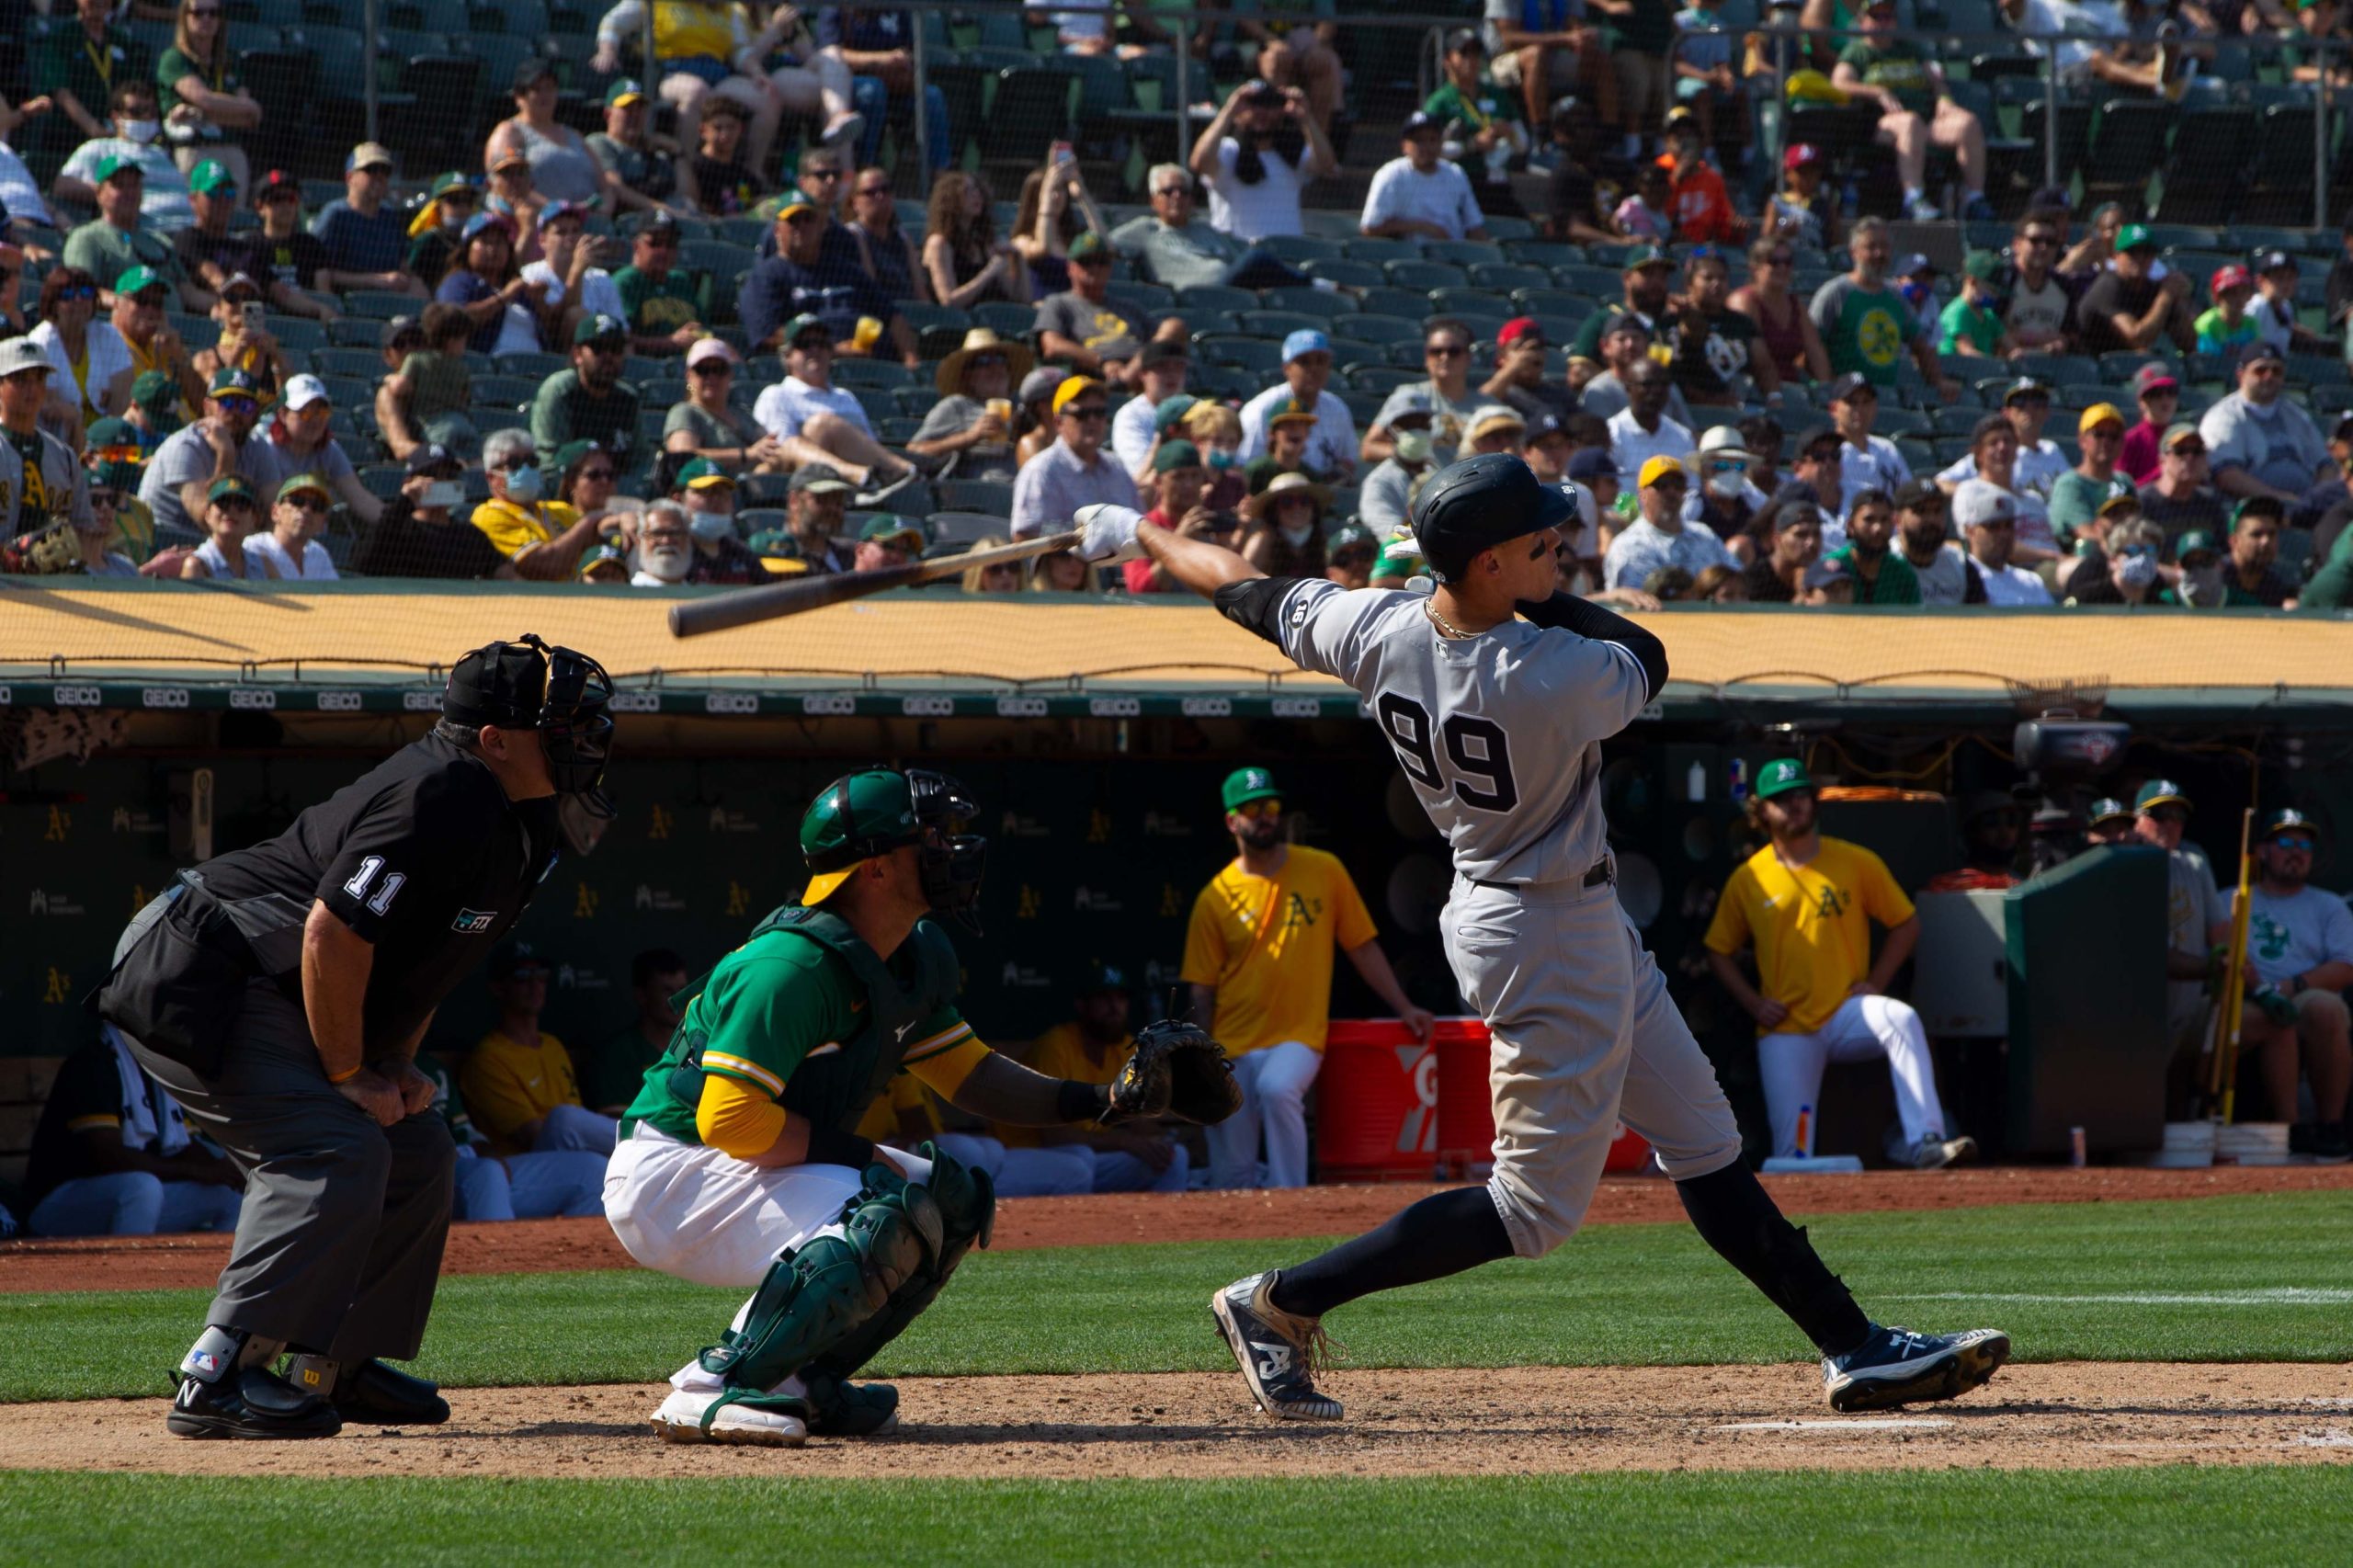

{"left": 1106, "top": 1019, "right": 1242, "bottom": 1126}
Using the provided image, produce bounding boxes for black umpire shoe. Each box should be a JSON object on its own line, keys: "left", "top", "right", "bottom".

{"left": 331, "top": 1360, "right": 452, "bottom": 1426}
{"left": 167, "top": 1367, "right": 343, "bottom": 1440}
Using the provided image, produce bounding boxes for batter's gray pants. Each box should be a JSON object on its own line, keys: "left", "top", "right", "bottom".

{"left": 1443, "top": 874, "right": 1745, "bottom": 1258}
{"left": 125, "top": 976, "right": 457, "bottom": 1365}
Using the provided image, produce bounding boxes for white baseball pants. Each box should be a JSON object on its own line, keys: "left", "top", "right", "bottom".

{"left": 1756, "top": 994, "right": 1949, "bottom": 1159}
{"left": 1205, "top": 1040, "right": 1323, "bottom": 1188}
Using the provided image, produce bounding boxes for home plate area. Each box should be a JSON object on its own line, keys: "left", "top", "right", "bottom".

{"left": 4, "top": 1363, "right": 2347, "bottom": 1482}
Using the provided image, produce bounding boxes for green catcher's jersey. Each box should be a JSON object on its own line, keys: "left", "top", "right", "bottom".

{"left": 620, "top": 903, "right": 968, "bottom": 1144}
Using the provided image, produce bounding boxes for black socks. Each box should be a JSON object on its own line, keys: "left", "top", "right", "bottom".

{"left": 1268, "top": 1185, "right": 1516, "bottom": 1320}
{"left": 1674, "top": 1161, "right": 1872, "bottom": 1357}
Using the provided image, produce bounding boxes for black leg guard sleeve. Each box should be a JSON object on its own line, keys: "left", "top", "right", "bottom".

{"left": 1675, "top": 1162, "right": 1871, "bottom": 1357}
{"left": 1269, "top": 1186, "right": 1516, "bottom": 1320}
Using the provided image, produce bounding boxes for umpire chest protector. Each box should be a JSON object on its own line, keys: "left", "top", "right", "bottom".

{"left": 669, "top": 904, "right": 961, "bottom": 1131}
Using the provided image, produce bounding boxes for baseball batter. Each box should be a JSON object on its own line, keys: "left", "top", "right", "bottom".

{"left": 1076, "top": 455, "right": 2009, "bottom": 1421}
{"left": 602, "top": 767, "right": 1233, "bottom": 1447}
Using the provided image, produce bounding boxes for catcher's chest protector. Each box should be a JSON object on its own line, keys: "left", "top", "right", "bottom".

{"left": 745, "top": 904, "right": 961, "bottom": 1130}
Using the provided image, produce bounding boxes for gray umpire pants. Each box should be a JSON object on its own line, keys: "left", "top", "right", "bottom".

{"left": 116, "top": 896, "right": 456, "bottom": 1364}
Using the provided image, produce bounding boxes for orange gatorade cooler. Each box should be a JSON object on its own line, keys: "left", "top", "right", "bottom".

{"left": 1316, "top": 1020, "right": 1441, "bottom": 1181}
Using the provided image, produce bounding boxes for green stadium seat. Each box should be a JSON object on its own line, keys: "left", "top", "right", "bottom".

{"left": 1301, "top": 257, "right": 1382, "bottom": 290}
{"left": 1259, "top": 287, "right": 1357, "bottom": 320}
{"left": 1172, "top": 283, "right": 1257, "bottom": 315}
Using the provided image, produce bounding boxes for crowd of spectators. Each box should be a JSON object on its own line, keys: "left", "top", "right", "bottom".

{"left": 6, "top": 4, "right": 2353, "bottom": 600}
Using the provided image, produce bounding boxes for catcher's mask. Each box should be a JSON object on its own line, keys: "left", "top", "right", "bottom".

{"left": 800, "top": 767, "right": 989, "bottom": 931}
{"left": 443, "top": 634, "right": 617, "bottom": 816}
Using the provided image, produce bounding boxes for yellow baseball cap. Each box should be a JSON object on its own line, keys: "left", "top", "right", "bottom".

{"left": 2077, "top": 403, "right": 2126, "bottom": 436}
{"left": 1051, "top": 375, "right": 1105, "bottom": 416}
{"left": 1639, "top": 454, "right": 1688, "bottom": 489}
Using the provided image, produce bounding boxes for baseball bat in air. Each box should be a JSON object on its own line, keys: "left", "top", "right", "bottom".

{"left": 668, "top": 528, "right": 1084, "bottom": 638}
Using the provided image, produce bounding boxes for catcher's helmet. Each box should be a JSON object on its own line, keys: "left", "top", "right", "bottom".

{"left": 801, "top": 768, "right": 988, "bottom": 927}
{"left": 1409, "top": 452, "right": 1579, "bottom": 583}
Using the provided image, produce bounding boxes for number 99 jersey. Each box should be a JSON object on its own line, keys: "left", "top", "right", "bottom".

{"left": 1250, "top": 579, "right": 1651, "bottom": 885}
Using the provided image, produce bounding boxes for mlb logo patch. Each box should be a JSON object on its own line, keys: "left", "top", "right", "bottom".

{"left": 451, "top": 909, "right": 497, "bottom": 932}
{"left": 188, "top": 1350, "right": 220, "bottom": 1374}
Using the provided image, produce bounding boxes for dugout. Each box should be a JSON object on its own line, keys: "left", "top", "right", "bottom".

{"left": 6, "top": 579, "right": 2353, "bottom": 1182}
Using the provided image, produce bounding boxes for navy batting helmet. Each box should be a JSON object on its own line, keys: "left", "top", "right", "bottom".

{"left": 1409, "top": 453, "right": 1579, "bottom": 583}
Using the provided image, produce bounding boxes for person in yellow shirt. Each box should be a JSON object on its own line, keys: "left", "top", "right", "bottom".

{"left": 995, "top": 963, "right": 1191, "bottom": 1193}
{"left": 459, "top": 945, "right": 618, "bottom": 1159}
{"left": 468, "top": 427, "right": 601, "bottom": 581}
{"left": 1182, "top": 767, "right": 1433, "bottom": 1188}
{"left": 1701, "top": 758, "right": 1973, "bottom": 1168}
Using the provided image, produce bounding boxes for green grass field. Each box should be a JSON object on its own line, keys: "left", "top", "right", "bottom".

{"left": 4, "top": 1468, "right": 2350, "bottom": 1566}
{"left": 5, "top": 1192, "right": 2348, "bottom": 1402}
{"left": 4, "top": 1191, "right": 2347, "bottom": 1564}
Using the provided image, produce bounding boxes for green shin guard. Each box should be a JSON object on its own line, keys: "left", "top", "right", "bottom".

{"left": 801, "top": 1142, "right": 997, "bottom": 1434}
{"left": 698, "top": 1165, "right": 946, "bottom": 1397}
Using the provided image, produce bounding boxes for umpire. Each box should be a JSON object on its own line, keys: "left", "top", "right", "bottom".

{"left": 96, "top": 635, "right": 615, "bottom": 1439}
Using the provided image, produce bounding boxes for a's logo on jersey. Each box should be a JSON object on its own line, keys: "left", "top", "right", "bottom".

{"left": 450, "top": 908, "right": 497, "bottom": 933}
{"left": 1813, "top": 885, "right": 1849, "bottom": 919}
{"left": 1279, "top": 892, "right": 1323, "bottom": 936}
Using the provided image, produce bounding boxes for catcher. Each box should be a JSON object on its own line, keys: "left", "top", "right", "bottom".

{"left": 603, "top": 767, "right": 1236, "bottom": 1447}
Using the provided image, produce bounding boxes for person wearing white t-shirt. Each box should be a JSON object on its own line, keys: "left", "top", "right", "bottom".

{"left": 243, "top": 473, "right": 340, "bottom": 581}
{"left": 1359, "top": 113, "right": 1487, "bottom": 243}
{"left": 1605, "top": 362, "right": 1692, "bottom": 482}
{"left": 1954, "top": 479, "right": 2051, "bottom": 605}
{"left": 494, "top": 201, "right": 626, "bottom": 358}
{"left": 2235, "top": 809, "right": 2353, "bottom": 1157}
{"left": 746, "top": 313, "right": 916, "bottom": 489}
{"left": 1235, "top": 329, "right": 1357, "bottom": 478}
{"left": 1935, "top": 379, "right": 2067, "bottom": 499}
{"left": 1188, "top": 80, "right": 1336, "bottom": 242}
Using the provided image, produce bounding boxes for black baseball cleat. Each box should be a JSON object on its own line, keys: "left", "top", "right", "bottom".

{"left": 167, "top": 1367, "right": 343, "bottom": 1440}
{"left": 1823, "top": 1324, "right": 2011, "bottom": 1413}
{"left": 331, "top": 1359, "right": 451, "bottom": 1426}
{"left": 1211, "top": 1271, "right": 1344, "bottom": 1421}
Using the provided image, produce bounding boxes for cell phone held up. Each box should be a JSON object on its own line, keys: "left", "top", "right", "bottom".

{"left": 240, "top": 300, "right": 265, "bottom": 335}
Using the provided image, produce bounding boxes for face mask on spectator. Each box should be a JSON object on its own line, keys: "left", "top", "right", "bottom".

{"left": 1705, "top": 462, "right": 1747, "bottom": 499}
{"left": 121, "top": 119, "right": 162, "bottom": 144}
{"left": 1394, "top": 429, "right": 1433, "bottom": 465}
{"left": 422, "top": 480, "right": 465, "bottom": 510}
{"left": 1279, "top": 521, "right": 1314, "bottom": 548}
{"left": 1207, "top": 448, "right": 1238, "bottom": 471}
{"left": 504, "top": 463, "right": 544, "bottom": 503}
{"left": 642, "top": 540, "right": 691, "bottom": 582}
{"left": 688, "top": 509, "right": 734, "bottom": 542}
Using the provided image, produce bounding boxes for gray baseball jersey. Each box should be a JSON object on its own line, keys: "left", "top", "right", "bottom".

{"left": 1267, "top": 580, "right": 1649, "bottom": 884}
{"left": 1237, "top": 574, "right": 1739, "bottom": 1256}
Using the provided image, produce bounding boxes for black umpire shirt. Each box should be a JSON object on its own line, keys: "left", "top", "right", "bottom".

{"left": 193, "top": 732, "right": 561, "bottom": 1054}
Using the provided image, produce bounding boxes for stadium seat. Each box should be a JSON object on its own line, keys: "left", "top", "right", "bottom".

{"left": 936, "top": 480, "right": 1015, "bottom": 516}
{"left": 1382, "top": 259, "right": 1467, "bottom": 291}
{"left": 1238, "top": 311, "right": 1330, "bottom": 340}
{"left": 1301, "top": 257, "right": 1383, "bottom": 290}
{"left": 1194, "top": 335, "right": 1285, "bottom": 375}
{"left": 1259, "top": 287, "right": 1358, "bottom": 320}
{"left": 928, "top": 511, "right": 1012, "bottom": 546}
{"left": 1172, "top": 283, "right": 1258, "bottom": 316}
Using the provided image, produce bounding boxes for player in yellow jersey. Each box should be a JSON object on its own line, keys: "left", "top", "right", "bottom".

{"left": 1702, "top": 758, "right": 1974, "bottom": 1167}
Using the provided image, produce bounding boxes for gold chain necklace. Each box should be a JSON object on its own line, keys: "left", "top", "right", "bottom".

{"left": 1423, "top": 598, "right": 1476, "bottom": 640}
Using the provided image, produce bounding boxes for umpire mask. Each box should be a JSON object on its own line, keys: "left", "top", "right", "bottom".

{"left": 444, "top": 634, "right": 618, "bottom": 816}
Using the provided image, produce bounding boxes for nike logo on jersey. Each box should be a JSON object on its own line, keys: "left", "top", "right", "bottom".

{"left": 895, "top": 1021, "right": 916, "bottom": 1041}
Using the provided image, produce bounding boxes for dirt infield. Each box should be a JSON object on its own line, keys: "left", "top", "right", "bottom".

{"left": 3, "top": 1363, "right": 2347, "bottom": 1480}
{"left": 7, "top": 1165, "right": 2351, "bottom": 1296}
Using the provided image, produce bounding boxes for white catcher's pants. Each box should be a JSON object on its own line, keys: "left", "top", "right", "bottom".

{"left": 1756, "top": 994, "right": 1949, "bottom": 1160}
{"left": 603, "top": 1127, "right": 933, "bottom": 1396}
{"left": 1205, "top": 1040, "right": 1323, "bottom": 1188}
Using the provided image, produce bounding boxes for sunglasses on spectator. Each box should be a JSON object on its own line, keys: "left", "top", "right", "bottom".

{"left": 1233, "top": 800, "right": 1283, "bottom": 820}
{"left": 2273, "top": 835, "right": 2316, "bottom": 852}
{"left": 689, "top": 361, "right": 731, "bottom": 376}
{"left": 2020, "top": 231, "right": 2055, "bottom": 245}
{"left": 584, "top": 339, "right": 625, "bottom": 356}
{"left": 803, "top": 168, "right": 844, "bottom": 182}
{"left": 87, "top": 488, "right": 119, "bottom": 508}
{"left": 493, "top": 453, "right": 539, "bottom": 472}
{"left": 283, "top": 494, "right": 329, "bottom": 512}
{"left": 855, "top": 184, "right": 891, "bottom": 198}
{"left": 1763, "top": 252, "right": 1793, "bottom": 266}
{"left": 215, "top": 495, "right": 257, "bottom": 513}
{"left": 578, "top": 466, "right": 618, "bottom": 482}
{"left": 2169, "top": 442, "right": 2208, "bottom": 457}
{"left": 641, "top": 233, "right": 678, "bottom": 247}
{"left": 1427, "top": 343, "right": 1469, "bottom": 358}
{"left": 53, "top": 285, "right": 97, "bottom": 302}
{"left": 131, "top": 289, "right": 170, "bottom": 307}
{"left": 214, "top": 396, "right": 258, "bottom": 415}
{"left": 970, "top": 354, "right": 1006, "bottom": 369}
{"left": 1063, "top": 404, "right": 1109, "bottom": 421}
{"left": 2249, "top": 363, "right": 2284, "bottom": 377}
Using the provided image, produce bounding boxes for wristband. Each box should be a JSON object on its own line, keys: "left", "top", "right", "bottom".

{"left": 804, "top": 1125, "right": 879, "bottom": 1171}
{"left": 325, "top": 1064, "right": 361, "bottom": 1085}
{"left": 1059, "top": 1078, "right": 1110, "bottom": 1122}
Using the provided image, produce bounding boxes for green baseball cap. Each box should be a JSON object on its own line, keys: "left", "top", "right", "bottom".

{"left": 187, "top": 159, "right": 235, "bottom": 196}
{"left": 85, "top": 416, "right": 145, "bottom": 488}
{"left": 1068, "top": 231, "right": 1109, "bottom": 263}
{"left": 573, "top": 312, "right": 626, "bottom": 346}
{"left": 94, "top": 153, "right": 145, "bottom": 185}
{"left": 208, "top": 366, "right": 260, "bottom": 398}
{"left": 430, "top": 170, "right": 476, "bottom": 197}
{"left": 1962, "top": 249, "right": 2002, "bottom": 282}
{"left": 206, "top": 474, "right": 256, "bottom": 505}
{"left": 1327, "top": 522, "right": 1375, "bottom": 553}
{"left": 114, "top": 265, "right": 165, "bottom": 299}
{"left": 800, "top": 769, "right": 925, "bottom": 903}
{"left": 2134, "top": 778, "right": 2190, "bottom": 813}
{"left": 1222, "top": 767, "right": 1281, "bottom": 812}
{"left": 1754, "top": 757, "right": 1813, "bottom": 801}
{"left": 1154, "top": 394, "right": 1200, "bottom": 434}
{"left": 676, "top": 457, "right": 734, "bottom": 491}
{"left": 1622, "top": 244, "right": 1672, "bottom": 271}
{"left": 131, "top": 369, "right": 177, "bottom": 413}
{"left": 2116, "top": 222, "right": 2155, "bottom": 253}
{"left": 2174, "top": 528, "right": 2221, "bottom": 562}
{"left": 2260, "top": 808, "right": 2317, "bottom": 841}
{"left": 604, "top": 77, "right": 647, "bottom": 108}
{"left": 858, "top": 514, "right": 926, "bottom": 551}
{"left": 1153, "top": 437, "right": 1202, "bottom": 473}
{"left": 276, "top": 472, "right": 333, "bottom": 504}
{"left": 2086, "top": 797, "right": 2133, "bottom": 829}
